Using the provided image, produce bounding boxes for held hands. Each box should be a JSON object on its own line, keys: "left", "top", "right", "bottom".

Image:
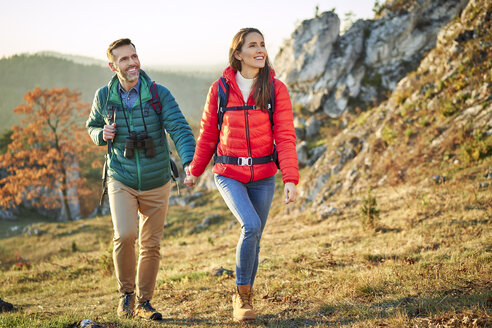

{"left": 284, "top": 182, "right": 297, "bottom": 204}
{"left": 184, "top": 165, "right": 198, "bottom": 187}
{"left": 183, "top": 165, "right": 297, "bottom": 204}
{"left": 103, "top": 123, "right": 117, "bottom": 141}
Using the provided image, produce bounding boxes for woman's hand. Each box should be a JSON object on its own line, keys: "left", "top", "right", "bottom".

{"left": 183, "top": 166, "right": 198, "bottom": 187}
{"left": 284, "top": 182, "right": 297, "bottom": 204}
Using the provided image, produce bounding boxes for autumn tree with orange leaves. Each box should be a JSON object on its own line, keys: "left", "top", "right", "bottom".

{"left": 0, "top": 88, "right": 91, "bottom": 221}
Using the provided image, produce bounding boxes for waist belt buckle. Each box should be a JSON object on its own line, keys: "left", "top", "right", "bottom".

{"left": 238, "top": 157, "right": 253, "bottom": 166}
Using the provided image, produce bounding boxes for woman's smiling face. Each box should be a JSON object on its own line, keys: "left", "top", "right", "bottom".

{"left": 234, "top": 32, "right": 267, "bottom": 78}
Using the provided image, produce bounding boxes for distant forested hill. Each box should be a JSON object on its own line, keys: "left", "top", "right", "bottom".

{"left": 0, "top": 54, "right": 216, "bottom": 133}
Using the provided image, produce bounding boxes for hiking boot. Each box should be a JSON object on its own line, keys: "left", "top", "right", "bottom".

{"left": 135, "top": 301, "right": 162, "bottom": 320}
{"left": 117, "top": 292, "right": 135, "bottom": 318}
{"left": 232, "top": 285, "right": 256, "bottom": 322}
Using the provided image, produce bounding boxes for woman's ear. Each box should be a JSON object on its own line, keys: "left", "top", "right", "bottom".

{"left": 234, "top": 50, "right": 242, "bottom": 61}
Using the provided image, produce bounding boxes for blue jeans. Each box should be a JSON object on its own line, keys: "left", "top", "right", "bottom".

{"left": 215, "top": 174, "right": 275, "bottom": 286}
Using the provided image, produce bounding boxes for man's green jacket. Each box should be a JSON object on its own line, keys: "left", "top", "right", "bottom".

{"left": 86, "top": 70, "right": 195, "bottom": 190}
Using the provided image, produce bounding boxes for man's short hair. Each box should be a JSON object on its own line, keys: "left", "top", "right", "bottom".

{"left": 107, "top": 38, "right": 136, "bottom": 62}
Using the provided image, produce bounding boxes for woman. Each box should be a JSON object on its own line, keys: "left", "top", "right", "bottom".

{"left": 184, "top": 27, "right": 299, "bottom": 322}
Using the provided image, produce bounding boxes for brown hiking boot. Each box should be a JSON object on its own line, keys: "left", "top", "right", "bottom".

{"left": 135, "top": 301, "right": 162, "bottom": 320}
{"left": 117, "top": 292, "right": 135, "bottom": 318}
{"left": 232, "top": 285, "right": 256, "bottom": 322}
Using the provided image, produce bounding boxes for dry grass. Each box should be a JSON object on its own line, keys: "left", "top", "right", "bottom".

{"left": 0, "top": 162, "right": 491, "bottom": 327}
{"left": 1, "top": 3, "right": 491, "bottom": 328}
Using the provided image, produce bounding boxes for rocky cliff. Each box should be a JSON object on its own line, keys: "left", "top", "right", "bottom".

{"left": 287, "top": 0, "right": 491, "bottom": 217}
{"left": 275, "top": 0, "right": 469, "bottom": 118}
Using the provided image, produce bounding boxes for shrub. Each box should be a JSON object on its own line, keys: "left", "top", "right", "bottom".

{"left": 399, "top": 103, "right": 415, "bottom": 117}
{"left": 371, "top": 138, "right": 387, "bottom": 154}
{"left": 98, "top": 242, "right": 114, "bottom": 276}
{"left": 359, "top": 190, "right": 380, "bottom": 229}
{"left": 458, "top": 130, "right": 492, "bottom": 163}
{"left": 404, "top": 127, "right": 414, "bottom": 139}
{"left": 439, "top": 98, "right": 459, "bottom": 117}
{"left": 382, "top": 125, "right": 397, "bottom": 145}
{"left": 372, "top": 0, "right": 385, "bottom": 16}
{"left": 418, "top": 115, "right": 431, "bottom": 127}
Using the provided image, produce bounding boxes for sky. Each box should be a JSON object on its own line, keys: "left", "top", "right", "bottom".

{"left": 0, "top": 0, "right": 376, "bottom": 69}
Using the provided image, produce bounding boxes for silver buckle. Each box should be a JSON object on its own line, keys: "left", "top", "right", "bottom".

{"left": 238, "top": 157, "right": 253, "bottom": 166}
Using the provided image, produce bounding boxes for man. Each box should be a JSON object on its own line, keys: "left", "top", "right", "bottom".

{"left": 86, "top": 38, "right": 195, "bottom": 320}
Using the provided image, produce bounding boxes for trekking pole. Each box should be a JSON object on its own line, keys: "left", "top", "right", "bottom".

{"left": 99, "top": 140, "right": 112, "bottom": 207}
{"left": 99, "top": 161, "right": 108, "bottom": 207}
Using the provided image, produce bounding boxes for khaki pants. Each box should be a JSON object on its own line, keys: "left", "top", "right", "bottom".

{"left": 107, "top": 177, "right": 171, "bottom": 304}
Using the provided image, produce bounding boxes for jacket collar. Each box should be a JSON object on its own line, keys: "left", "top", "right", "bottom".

{"left": 221, "top": 66, "right": 276, "bottom": 103}
{"left": 107, "top": 70, "right": 153, "bottom": 105}
{"left": 222, "top": 66, "right": 276, "bottom": 83}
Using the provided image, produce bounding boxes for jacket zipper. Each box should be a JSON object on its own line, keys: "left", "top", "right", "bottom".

{"left": 129, "top": 103, "right": 142, "bottom": 190}
{"left": 244, "top": 108, "right": 254, "bottom": 182}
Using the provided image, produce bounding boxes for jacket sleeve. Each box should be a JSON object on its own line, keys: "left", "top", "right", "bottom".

{"left": 273, "top": 80, "right": 299, "bottom": 185}
{"left": 188, "top": 82, "right": 220, "bottom": 177}
{"left": 86, "top": 88, "right": 107, "bottom": 146}
{"left": 159, "top": 85, "right": 196, "bottom": 168}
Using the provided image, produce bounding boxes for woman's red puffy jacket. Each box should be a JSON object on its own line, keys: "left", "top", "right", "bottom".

{"left": 189, "top": 66, "right": 299, "bottom": 185}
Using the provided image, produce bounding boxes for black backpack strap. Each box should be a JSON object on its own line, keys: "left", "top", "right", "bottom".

{"left": 214, "top": 154, "right": 275, "bottom": 166}
{"left": 215, "top": 77, "right": 228, "bottom": 158}
{"left": 217, "top": 77, "right": 228, "bottom": 131}
{"left": 223, "top": 105, "right": 256, "bottom": 111}
{"left": 268, "top": 79, "right": 275, "bottom": 131}
{"left": 268, "top": 79, "right": 278, "bottom": 168}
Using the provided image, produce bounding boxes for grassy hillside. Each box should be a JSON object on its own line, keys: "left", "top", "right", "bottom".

{"left": 0, "top": 170, "right": 490, "bottom": 327}
{"left": 0, "top": 2, "right": 490, "bottom": 328}
{"left": 0, "top": 54, "right": 215, "bottom": 133}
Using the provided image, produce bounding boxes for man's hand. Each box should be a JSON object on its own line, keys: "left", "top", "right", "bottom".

{"left": 103, "top": 123, "right": 117, "bottom": 141}
{"left": 184, "top": 166, "right": 198, "bottom": 187}
{"left": 284, "top": 182, "right": 297, "bottom": 204}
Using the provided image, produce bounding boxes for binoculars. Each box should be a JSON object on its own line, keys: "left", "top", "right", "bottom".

{"left": 124, "top": 131, "right": 155, "bottom": 158}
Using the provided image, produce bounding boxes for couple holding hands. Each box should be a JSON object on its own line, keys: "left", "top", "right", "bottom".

{"left": 86, "top": 27, "right": 298, "bottom": 322}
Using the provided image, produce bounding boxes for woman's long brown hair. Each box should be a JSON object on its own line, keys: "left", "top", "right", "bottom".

{"left": 229, "top": 28, "right": 273, "bottom": 111}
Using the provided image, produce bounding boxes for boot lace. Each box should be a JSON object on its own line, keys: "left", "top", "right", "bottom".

{"left": 120, "top": 292, "right": 134, "bottom": 309}
{"left": 141, "top": 301, "right": 156, "bottom": 312}
{"left": 238, "top": 291, "right": 252, "bottom": 307}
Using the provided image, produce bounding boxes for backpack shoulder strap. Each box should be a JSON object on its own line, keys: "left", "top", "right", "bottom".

{"left": 217, "top": 78, "right": 275, "bottom": 131}
{"left": 148, "top": 81, "right": 179, "bottom": 182}
{"left": 148, "top": 81, "right": 166, "bottom": 144}
{"left": 268, "top": 79, "right": 275, "bottom": 131}
{"left": 217, "top": 77, "right": 229, "bottom": 131}
{"left": 149, "top": 81, "right": 162, "bottom": 114}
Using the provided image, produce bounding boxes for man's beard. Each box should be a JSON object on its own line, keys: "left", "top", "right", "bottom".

{"left": 119, "top": 66, "right": 140, "bottom": 82}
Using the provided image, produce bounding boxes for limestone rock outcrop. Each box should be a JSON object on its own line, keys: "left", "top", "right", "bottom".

{"left": 275, "top": 0, "right": 469, "bottom": 118}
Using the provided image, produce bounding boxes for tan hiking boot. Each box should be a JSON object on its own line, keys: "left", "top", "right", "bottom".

{"left": 232, "top": 285, "right": 256, "bottom": 322}
{"left": 135, "top": 301, "right": 162, "bottom": 320}
{"left": 117, "top": 292, "right": 135, "bottom": 318}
